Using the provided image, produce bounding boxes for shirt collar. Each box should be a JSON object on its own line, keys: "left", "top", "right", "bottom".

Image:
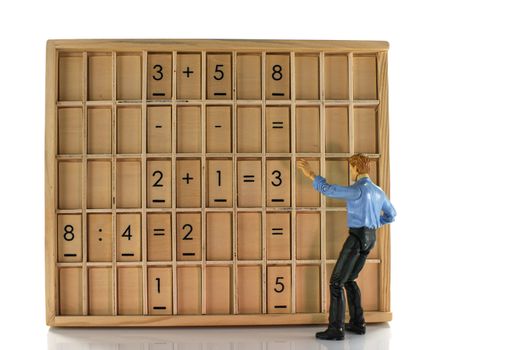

{"left": 356, "top": 174, "right": 370, "bottom": 182}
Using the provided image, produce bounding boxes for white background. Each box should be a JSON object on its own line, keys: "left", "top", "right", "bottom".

{"left": 0, "top": 0, "right": 523, "bottom": 348}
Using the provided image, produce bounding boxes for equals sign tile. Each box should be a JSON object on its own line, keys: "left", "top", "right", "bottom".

{"left": 243, "top": 175, "right": 255, "bottom": 183}
{"left": 153, "top": 228, "right": 165, "bottom": 236}
{"left": 271, "top": 228, "right": 284, "bottom": 235}
{"left": 272, "top": 121, "right": 284, "bottom": 129}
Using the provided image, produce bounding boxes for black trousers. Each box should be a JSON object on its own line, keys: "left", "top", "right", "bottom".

{"left": 328, "top": 227, "right": 376, "bottom": 329}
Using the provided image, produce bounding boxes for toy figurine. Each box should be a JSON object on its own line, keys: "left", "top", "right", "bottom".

{"left": 297, "top": 154, "right": 396, "bottom": 340}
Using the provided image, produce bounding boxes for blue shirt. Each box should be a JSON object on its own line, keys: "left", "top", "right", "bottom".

{"left": 312, "top": 175, "right": 396, "bottom": 229}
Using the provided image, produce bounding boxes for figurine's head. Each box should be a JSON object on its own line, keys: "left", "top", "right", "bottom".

{"left": 349, "top": 154, "right": 371, "bottom": 181}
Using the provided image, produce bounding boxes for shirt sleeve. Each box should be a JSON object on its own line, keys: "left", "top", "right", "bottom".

{"left": 312, "top": 175, "right": 361, "bottom": 200}
{"left": 380, "top": 197, "right": 397, "bottom": 225}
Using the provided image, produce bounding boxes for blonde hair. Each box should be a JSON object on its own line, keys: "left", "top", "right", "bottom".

{"left": 349, "top": 154, "right": 371, "bottom": 174}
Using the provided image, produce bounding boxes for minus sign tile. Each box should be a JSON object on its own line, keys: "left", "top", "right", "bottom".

{"left": 271, "top": 199, "right": 285, "bottom": 202}
{"left": 214, "top": 125, "right": 222, "bottom": 128}
{"left": 121, "top": 253, "right": 135, "bottom": 257}
{"left": 64, "top": 253, "right": 77, "bottom": 257}
{"left": 214, "top": 92, "right": 227, "bottom": 96}
{"left": 274, "top": 305, "right": 288, "bottom": 309}
{"left": 153, "top": 306, "right": 167, "bottom": 310}
{"left": 214, "top": 199, "right": 227, "bottom": 202}
{"left": 155, "top": 125, "right": 162, "bottom": 128}
{"left": 182, "top": 253, "right": 196, "bottom": 256}
{"left": 152, "top": 199, "right": 166, "bottom": 203}
{"left": 152, "top": 93, "right": 166, "bottom": 96}
{"left": 272, "top": 93, "right": 285, "bottom": 96}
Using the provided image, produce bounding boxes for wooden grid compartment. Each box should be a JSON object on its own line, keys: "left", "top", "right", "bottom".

{"left": 46, "top": 39, "right": 391, "bottom": 327}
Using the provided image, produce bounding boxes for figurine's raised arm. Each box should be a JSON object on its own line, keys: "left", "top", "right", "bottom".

{"left": 297, "top": 159, "right": 360, "bottom": 200}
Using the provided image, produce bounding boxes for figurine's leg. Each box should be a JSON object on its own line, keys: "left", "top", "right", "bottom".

{"left": 328, "top": 234, "right": 361, "bottom": 330}
{"left": 344, "top": 253, "right": 368, "bottom": 326}
{"left": 344, "top": 229, "right": 376, "bottom": 333}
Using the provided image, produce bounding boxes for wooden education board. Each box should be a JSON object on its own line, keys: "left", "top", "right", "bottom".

{"left": 45, "top": 39, "right": 391, "bottom": 327}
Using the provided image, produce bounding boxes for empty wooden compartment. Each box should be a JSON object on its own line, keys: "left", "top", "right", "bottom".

{"left": 58, "top": 107, "right": 82, "bottom": 154}
{"left": 295, "top": 106, "right": 320, "bottom": 153}
{"left": 237, "top": 212, "right": 262, "bottom": 260}
{"left": 87, "top": 107, "right": 111, "bottom": 154}
{"left": 206, "top": 212, "right": 232, "bottom": 261}
{"left": 87, "top": 160, "right": 111, "bottom": 209}
{"left": 88, "top": 53, "right": 111, "bottom": 101}
{"left": 117, "top": 53, "right": 142, "bottom": 100}
{"left": 353, "top": 55, "right": 377, "bottom": 100}
{"left": 206, "top": 266, "right": 231, "bottom": 314}
{"left": 237, "top": 106, "right": 262, "bottom": 153}
{"left": 58, "top": 161, "right": 81, "bottom": 209}
{"left": 237, "top": 265, "right": 262, "bottom": 314}
{"left": 296, "top": 265, "right": 321, "bottom": 313}
{"left": 177, "top": 266, "right": 202, "bottom": 315}
{"left": 325, "top": 106, "right": 349, "bottom": 153}
{"left": 117, "top": 267, "right": 143, "bottom": 315}
{"left": 237, "top": 54, "right": 261, "bottom": 99}
{"left": 325, "top": 54, "right": 349, "bottom": 100}
{"left": 206, "top": 106, "right": 231, "bottom": 153}
{"left": 117, "top": 107, "right": 141, "bottom": 154}
{"left": 59, "top": 267, "right": 83, "bottom": 315}
{"left": 296, "top": 212, "right": 320, "bottom": 260}
{"left": 176, "top": 53, "right": 201, "bottom": 100}
{"left": 177, "top": 106, "right": 201, "bottom": 153}
{"left": 355, "top": 263, "right": 379, "bottom": 311}
{"left": 354, "top": 106, "right": 378, "bottom": 153}
{"left": 176, "top": 158, "right": 201, "bottom": 208}
{"left": 88, "top": 267, "right": 113, "bottom": 315}
{"left": 148, "top": 53, "right": 172, "bottom": 99}
{"left": 176, "top": 212, "right": 201, "bottom": 261}
{"left": 58, "top": 54, "right": 82, "bottom": 101}
{"left": 148, "top": 267, "right": 173, "bottom": 315}
{"left": 116, "top": 160, "right": 141, "bottom": 208}
{"left": 295, "top": 54, "right": 319, "bottom": 100}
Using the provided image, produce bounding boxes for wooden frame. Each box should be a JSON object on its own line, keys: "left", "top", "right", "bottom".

{"left": 45, "top": 39, "right": 391, "bottom": 327}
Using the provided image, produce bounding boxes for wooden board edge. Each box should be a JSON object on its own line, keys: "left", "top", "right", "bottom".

{"left": 46, "top": 39, "right": 389, "bottom": 52}
{"left": 51, "top": 312, "right": 392, "bottom": 327}
{"left": 45, "top": 40, "right": 57, "bottom": 325}
{"left": 377, "top": 52, "right": 391, "bottom": 314}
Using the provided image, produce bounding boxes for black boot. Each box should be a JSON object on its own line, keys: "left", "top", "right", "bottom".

{"left": 345, "top": 321, "right": 366, "bottom": 335}
{"left": 315, "top": 326, "right": 345, "bottom": 340}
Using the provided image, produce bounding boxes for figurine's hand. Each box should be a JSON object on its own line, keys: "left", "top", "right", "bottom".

{"left": 297, "top": 159, "right": 316, "bottom": 180}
